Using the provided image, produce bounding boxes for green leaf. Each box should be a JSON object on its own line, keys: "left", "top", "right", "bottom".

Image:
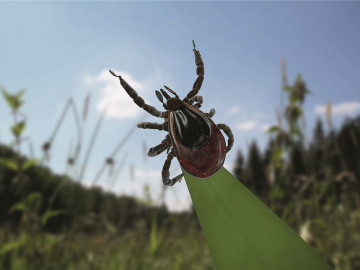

{"left": 268, "top": 186, "right": 286, "bottom": 200}
{"left": 10, "top": 192, "right": 42, "bottom": 213}
{"left": 267, "top": 125, "right": 281, "bottom": 134}
{"left": 283, "top": 86, "right": 293, "bottom": 92}
{"left": 0, "top": 232, "right": 28, "bottom": 255}
{"left": 290, "top": 93, "right": 300, "bottom": 103}
{"left": 1, "top": 88, "right": 24, "bottom": 110}
{"left": 272, "top": 147, "right": 284, "bottom": 162}
{"left": 41, "top": 210, "right": 68, "bottom": 226}
{"left": 149, "top": 215, "right": 164, "bottom": 255}
{"left": 41, "top": 234, "right": 61, "bottom": 251}
{"left": 184, "top": 167, "right": 331, "bottom": 270}
{"left": 1, "top": 88, "right": 16, "bottom": 108}
{"left": 22, "top": 158, "right": 39, "bottom": 171}
{"left": 271, "top": 148, "right": 284, "bottom": 168}
{"left": 0, "top": 158, "right": 18, "bottom": 171}
{"left": 11, "top": 121, "right": 26, "bottom": 137}
{"left": 15, "top": 89, "right": 25, "bottom": 99}
{"left": 290, "top": 125, "right": 303, "bottom": 139}
{"left": 10, "top": 202, "right": 28, "bottom": 213}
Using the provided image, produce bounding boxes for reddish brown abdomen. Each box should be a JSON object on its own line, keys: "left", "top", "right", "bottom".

{"left": 169, "top": 104, "right": 226, "bottom": 178}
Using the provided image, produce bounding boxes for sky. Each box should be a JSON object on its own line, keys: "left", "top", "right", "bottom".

{"left": 1, "top": 2, "right": 359, "bottom": 211}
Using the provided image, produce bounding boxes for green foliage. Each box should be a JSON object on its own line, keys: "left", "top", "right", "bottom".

{"left": 267, "top": 125, "right": 281, "bottom": 134}
{"left": 10, "top": 192, "right": 42, "bottom": 214}
{"left": 149, "top": 215, "right": 165, "bottom": 256}
{"left": 234, "top": 116, "right": 360, "bottom": 269}
{"left": 1, "top": 88, "right": 25, "bottom": 111}
{"left": 267, "top": 73, "right": 311, "bottom": 171}
{"left": 41, "top": 210, "right": 68, "bottom": 227}
{"left": 232, "top": 69, "right": 360, "bottom": 268}
{"left": 0, "top": 87, "right": 37, "bottom": 196}
{"left": 22, "top": 159, "right": 39, "bottom": 171}
{"left": 271, "top": 147, "right": 284, "bottom": 168}
{"left": 0, "top": 232, "right": 28, "bottom": 255}
{"left": 11, "top": 121, "right": 26, "bottom": 137}
{"left": 0, "top": 158, "right": 17, "bottom": 171}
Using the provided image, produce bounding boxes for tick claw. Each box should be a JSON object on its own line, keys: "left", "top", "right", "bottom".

{"left": 109, "top": 69, "right": 120, "bottom": 78}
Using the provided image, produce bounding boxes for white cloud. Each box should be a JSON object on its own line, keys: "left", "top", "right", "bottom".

{"left": 228, "top": 105, "right": 240, "bottom": 114}
{"left": 165, "top": 196, "right": 192, "bottom": 212}
{"left": 261, "top": 123, "right": 272, "bottom": 132}
{"left": 315, "top": 101, "right": 360, "bottom": 116}
{"left": 85, "top": 69, "right": 146, "bottom": 119}
{"left": 236, "top": 121, "right": 257, "bottom": 130}
{"left": 223, "top": 162, "right": 232, "bottom": 171}
{"left": 134, "top": 168, "right": 161, "bottom": 180}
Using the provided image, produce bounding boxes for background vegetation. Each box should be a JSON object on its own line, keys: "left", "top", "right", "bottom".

{"left": 0, "top": 67, "right": 359, "bottom": 270}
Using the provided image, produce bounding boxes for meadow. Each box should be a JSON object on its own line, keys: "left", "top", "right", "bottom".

{"left": 1, "top": 68, "right": 359, "bottom": 270}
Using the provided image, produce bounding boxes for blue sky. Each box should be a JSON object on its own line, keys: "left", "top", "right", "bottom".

{"left": 1, "top": 2, "right": 359, "bottom": 211}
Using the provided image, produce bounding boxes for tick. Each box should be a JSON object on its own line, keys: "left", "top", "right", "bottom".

{"left": 109, "top": 41, "right": 234, "bottom": 186}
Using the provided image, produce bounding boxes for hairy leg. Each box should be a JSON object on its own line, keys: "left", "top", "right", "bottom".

{"left": 184, "top": 40, "right": 205, "bottom": 102}
{"left": 206, "top": 108, "right": 216, "bottom": 118}
{"left": 217, "top": 123, "right": 234, "bottom": 153}
{"left": 137, "top": 122, "right": 168, "bottom": 131}
{"left": 162, "top": 148, "right": 184, "bottom": 186}
{"left": 109, "top": 70, "right": 166, "bottom": 118}
{"left": 148, "top": 135, "right": 171, "bottom": 157}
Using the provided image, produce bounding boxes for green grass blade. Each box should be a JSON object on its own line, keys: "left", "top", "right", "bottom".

{"left": 184, "top": 167, "right": 331, "bottom": 270}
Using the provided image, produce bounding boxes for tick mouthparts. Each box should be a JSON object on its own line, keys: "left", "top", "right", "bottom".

{"left": 109, "top": 69, "right": 120, "bottom": 78}
{"left": 164, "top": 85, "right": 179, "bottom": 98}
{"left": 160, "top": 89, "right": 171, "bottom": 100}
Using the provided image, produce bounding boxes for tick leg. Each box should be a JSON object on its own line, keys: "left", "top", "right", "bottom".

{"left": 109, "top": 70, "right": 166, "bottom": 118}
{"left": 189, "top": 95, "right": 203, "bottom": 109}
{"left": 188, "top": 95, "right": 203, "bottom": 105}
{"left": 217, "top": 123, "right": 234, "bottom": 153}
{"left": 162, "top": 148, "right": 184, "bottom": 186}
{"left": 137, "top": 121, "right": 168, "bottom": 131}
{"left": 206, "top": 108, "right": 216, "bottom": 118}
{"left": 148, "top": 135, "right": 171, "bottom": 157}
{"left": 184, "top": 40, "right": 204, "bottom": 102}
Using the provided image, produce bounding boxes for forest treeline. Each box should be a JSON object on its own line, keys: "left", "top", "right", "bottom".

{"left": 234, "top": 116, "right": 360, "bottom": 214}
{"left": 0, "top": 144, "right": 199, "bottom": 233}
{"left": 1, "top": 115, "right": 359, "bottom": 231}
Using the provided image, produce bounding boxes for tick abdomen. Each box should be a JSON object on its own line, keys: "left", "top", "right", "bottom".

{"left": 172, "top": 106, "right": 211, "bottom": 149}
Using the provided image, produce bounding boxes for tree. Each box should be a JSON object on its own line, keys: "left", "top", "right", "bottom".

{"left": 243, "top": 141, "right": 268, "bottom": 197}
{"left": 233, "top": 150, "right": 244, "bottom": 182}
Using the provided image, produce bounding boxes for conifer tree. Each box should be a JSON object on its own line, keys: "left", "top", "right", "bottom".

{"left": 233, "top": 149, "right": 244, "bottom": 182}
{"left": 244, "top": 141, "right": 268, "bottom": 196}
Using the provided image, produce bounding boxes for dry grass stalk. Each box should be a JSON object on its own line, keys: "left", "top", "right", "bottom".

{"left": 108, "top": 153, "right": 128, "bottom": 190}
{"left": 41, "top": 98, "right": 82, "bottom": 164}
{"left": 326, "top": 101, "right": 332, "bottom": 129}
{"left": 78, "top": 106, "right": 107, "bottom": 183}
{"left": 82, "top": 93, "right": 91, "bottom": 121}
{"left": 91, "top": 114, "right": 146, "bottom": 186}
{"left": 281, "top": 57, "right": 288, "bottom": 87}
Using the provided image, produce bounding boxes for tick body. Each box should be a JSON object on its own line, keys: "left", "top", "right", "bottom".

{"left": 109, "top": 40, "right": 234, "bottom": 186}
{"left": 168, "top": 103, "right": 226, "bottom": 178}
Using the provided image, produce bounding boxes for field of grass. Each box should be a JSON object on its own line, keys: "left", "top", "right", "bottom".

{"left": 0, "top": 217, "right": 214, "bottom": 270}
{"left": 1, "top": 68, "right": 360, "bottom": 269}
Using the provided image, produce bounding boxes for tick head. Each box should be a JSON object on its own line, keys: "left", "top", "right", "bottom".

{"left": 167, "top": 98, "right": 183, "bottom": 111}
